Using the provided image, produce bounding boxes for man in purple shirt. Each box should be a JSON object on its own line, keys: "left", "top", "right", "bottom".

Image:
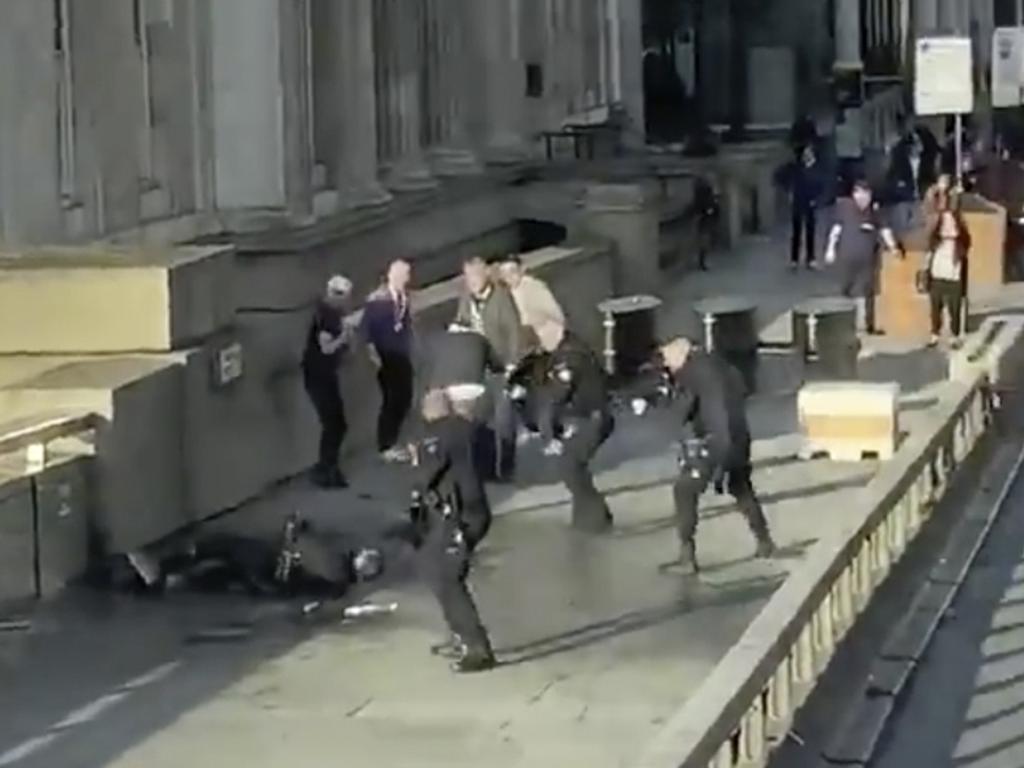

{"left": 362, "top": 259, "right": 414, "bottom": 461}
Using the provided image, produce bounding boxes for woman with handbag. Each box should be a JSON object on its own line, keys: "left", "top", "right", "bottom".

{"left": 925, "top": 208, "right": 971, "bottom": 349}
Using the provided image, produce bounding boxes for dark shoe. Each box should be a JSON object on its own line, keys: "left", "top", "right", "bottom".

{"left": 677, "top": 540, "right": 700, "bottom": 576}
{"left": 572, "top": 511, "right": 614, "bottom": 535}
{"left": 755, "top": 535, "right": 777, "bottom": 559}
{"left": 312, "top": 466, "right": 348, "bottom": 489}
{"left": 452, "top": 648, "right": 496, "bottom": 674}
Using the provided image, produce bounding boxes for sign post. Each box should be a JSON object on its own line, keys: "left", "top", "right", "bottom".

{"left": 915, "top": 36, "right": 974, "bottom": 188}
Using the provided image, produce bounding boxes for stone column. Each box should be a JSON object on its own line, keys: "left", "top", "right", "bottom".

{"left": 938, "top": 0, "right": 967, "bottom": 33}
{"left": 334, "top": 0, "right": 391, "bottom": 207}
{"left": 374, "top": 0, "right": 437, "bottom": 192}
{"left": 0, "top": 0, "right": 62, "bottom": 243}
{"left": 475, "top": 0, "right": 528, "bottom": 162}
{"left": 580, "top": 183, "right": 660, "bottom": 296}
{"left": 915, "top": 0, "right": 939, "bottom": 34}
{"left": 425, "top": 0, "right": 481, "bottom": 175}
{"left": 209, "top": 0, "right": 313, "bottom": 214}
{"left": 835, "top": 0, "right": 863, "bottom": 68}
{"left": 614, "top": 0, "right": 644, "bottom": 146}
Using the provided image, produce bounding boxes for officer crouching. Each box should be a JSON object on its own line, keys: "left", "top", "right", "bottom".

{"left": 659, "top": 337, "right": 776, "bottom": 574}
{"left": 534, "top": 324, "right": 615, "bottom": 533}
{"left": 409, "top": 387, "right": 496, "bottom": 673}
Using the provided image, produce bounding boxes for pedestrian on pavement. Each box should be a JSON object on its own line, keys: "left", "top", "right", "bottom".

{"left": 537, "top": 327, "right": 615, "bottom": 533}
{"left": 824, "top": 179, "right": 902, "bottom": 335}
{"left": 658, "top": 337, "right": 776, "bottom": 575}
{"left": 362, "top": 258, "right": 415, "bottom": 462}
{"left": 302, "top": 275, "right": 357, "bottom": 489}
{"left": 926, "top": 208, "right": 971, "bottom": 349}
{"left": 885, "top": 127, "right": 938, "bottom": 235}
{"left": 778, "top": 145, "right": 825, "bottom": 270}
{"left": 455, "top": 256, "right": 526, "bottom": 481}
{"left": 922, "top": 173, "right": 961, "bottom": 225}
{"left": 690, "top": 177, "right": 720, "bottom": 271}
{"left": 409, "top": 388, "right": 496, "bottom": 673}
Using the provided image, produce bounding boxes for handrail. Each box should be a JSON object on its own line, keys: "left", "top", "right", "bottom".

{"left": 634, "top": 372, "right": 992, "bottom": 768}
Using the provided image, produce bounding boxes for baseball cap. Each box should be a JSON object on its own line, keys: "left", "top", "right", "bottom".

{"left": 327, "top": 275, "right": 353, "bottom": 297}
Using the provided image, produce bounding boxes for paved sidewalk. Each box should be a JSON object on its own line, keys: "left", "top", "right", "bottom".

{"left": 0, "top": 231, "right": 967, "bottom": 768}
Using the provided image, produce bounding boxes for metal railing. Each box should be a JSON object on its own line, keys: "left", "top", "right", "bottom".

{"left": 635, "top": 373, "right": 993, "bottom": 768}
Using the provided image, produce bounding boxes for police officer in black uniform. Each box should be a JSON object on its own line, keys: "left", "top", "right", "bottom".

{"left": 409, "top": 388, "right": 496, "bottom": 673}
{"left": 536, "top": 327, "right": 615, "bottom": 533}
{"left": 659, "top": 337, "right": 776, "bottom": 574}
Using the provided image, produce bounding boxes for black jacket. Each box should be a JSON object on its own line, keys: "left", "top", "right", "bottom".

{"left": 541, "top": 334, "right": 609, "bottom": 440}
{"left": 415, "top": 415, "right": 487, "bottom": 512}
{"left": 672, "top": 350, "right": 751, "bottom": 470}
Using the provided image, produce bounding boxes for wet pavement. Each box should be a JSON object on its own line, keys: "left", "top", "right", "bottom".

{"left": 0, "top": 230, "right": 969, "bottom": 768}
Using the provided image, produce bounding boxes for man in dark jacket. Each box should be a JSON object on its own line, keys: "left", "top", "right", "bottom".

{"left": 659, "top": 337, "right": 776, "bottom": 575}
{"left": 780, "top": 146, "right": 825, "bottom": 270}
{"left": 535, "top": 328, "right": 615, "bottom": 533}
{"left": 302, "top": 275, "right": 357, "bottom": 488}
{"left": 362, "top": 259, "right": 414, "bottom": 461}
{"left": 454, "top": 256, "right": 526, "bottom": 481}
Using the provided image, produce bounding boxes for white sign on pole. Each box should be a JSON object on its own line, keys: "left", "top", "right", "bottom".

{"left": 915, "top": 36, "right": 974, "bottom": 116}
{"left": 992, "top": 27, "right": 1024, "bottom": 108}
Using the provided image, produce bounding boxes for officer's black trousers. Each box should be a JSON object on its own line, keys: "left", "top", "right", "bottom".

{"left": 561, "top": 414, "right": 614, "bottom": 532}
{"left": 420, "top": 521, "right": 491, "bottom": 654}
{"left": 672, "top": 464, "right": 770, "bottom": 545}
{"left": 461, "top": 500, "right": 493, "bottom": 553}
{"left": 303, "top": 370, "right": 347, "bottom": 472}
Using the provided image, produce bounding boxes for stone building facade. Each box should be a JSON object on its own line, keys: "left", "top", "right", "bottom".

{"left": 0, "top": 0, "right": 639, "bottom": 247}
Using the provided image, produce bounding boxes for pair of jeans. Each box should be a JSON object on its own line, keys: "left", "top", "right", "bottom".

{"left": 790, "top": 207, "right": 817, "bottom": 265}
{"left": 376, "top": 352, "right": 413, "bottom": 452}
{"left": 929, "top": 278, "right": 964, "bottom": 336}
{"left": 303, "top": 369, "right": 346, "bottom": 472}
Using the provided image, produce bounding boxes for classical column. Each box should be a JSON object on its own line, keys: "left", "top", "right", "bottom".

{"left": 938, "top": 0, "right": 967, "bottom": 33}
{"left": 425, "top": 0, "right": 481, "bottom": 175}
{"left": 834, "top": 0, "right": 863, "bottom": 69}
{"left": 476, "top": 0, "right": 528, "bottom": 162}
{"left": 374, "top": 0, "right": 437, "bottom": 192}
{"left": 209, "top": 0, "right": 313, "bottom": 215}
{"left": 334, "top": 0, "right": 390, "bottom": 206}
{"left": 915, "top": 0, "right": 939, "bottom": 34}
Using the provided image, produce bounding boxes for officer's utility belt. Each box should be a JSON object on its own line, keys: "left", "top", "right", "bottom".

{"left": 678, "top": 438, "right": 713, "bottom": 480}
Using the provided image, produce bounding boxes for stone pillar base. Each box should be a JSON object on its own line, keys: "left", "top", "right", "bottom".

{"left": 336, "top": 181, "right": 393, "bottom": 210}
{"left": 430, "top": 147, "right": 483, "bottom": 177}
{"left": 383, "top": 159, "right": 440, "bottom": 193}
{"left": 484, "top": 134, "right": 530, "bottom": 165}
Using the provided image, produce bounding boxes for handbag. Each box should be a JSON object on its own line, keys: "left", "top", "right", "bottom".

{"left": 914, "top": 268, "right": 931, "bottom": 294}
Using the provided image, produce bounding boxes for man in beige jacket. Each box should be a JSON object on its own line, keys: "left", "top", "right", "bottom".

{"left": 498, "top": 253, "right": 566, "bottom": 353}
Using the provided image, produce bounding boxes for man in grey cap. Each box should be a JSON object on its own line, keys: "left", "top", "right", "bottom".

{"left": 302, "top": 275, "right": 357, "bottom": 489}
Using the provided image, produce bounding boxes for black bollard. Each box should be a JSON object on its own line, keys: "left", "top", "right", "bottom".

{"left": 693, "top": 297, "right": 759, "bottom": 395}
{"left": 792, "top": 297, "right": 859, "bottom": 380}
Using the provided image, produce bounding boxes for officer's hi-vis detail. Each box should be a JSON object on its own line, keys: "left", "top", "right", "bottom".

{"left": 554, "top": 363, "right": 573, "bottom": 384}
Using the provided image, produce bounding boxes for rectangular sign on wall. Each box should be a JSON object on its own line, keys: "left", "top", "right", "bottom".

{"left": 915, "top": 36, "right": 974, "bottom": 115}
{"left": 992, "top": 27, "right": 1024, "bottom": 108}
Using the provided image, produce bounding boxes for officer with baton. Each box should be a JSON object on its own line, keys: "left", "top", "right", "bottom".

{"left": 408, "top": 388, "right": 496, "bottom": 673}
{"left": 657, "top": 337, "right": 776, "bottom": 574}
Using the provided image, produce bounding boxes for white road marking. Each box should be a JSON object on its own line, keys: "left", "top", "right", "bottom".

{"left": 0, "top": 659, "right": 182, "bottom": 765}
{"left": 52, "top": 692, "right": 130, "bottom": 730}
{"left": 0, "top": 735, "right": 59, "bottom": 766}
{"left": 120, "top": 661, "right": 181, "bottom": 691}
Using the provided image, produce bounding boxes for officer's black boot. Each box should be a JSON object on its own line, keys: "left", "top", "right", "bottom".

{"left": 678, "top": 540, "right": 700, "bottom": 576}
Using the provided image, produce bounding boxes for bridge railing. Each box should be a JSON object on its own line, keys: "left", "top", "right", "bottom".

{"left": 635, "top": 372, "right": 993, "bottom": 768}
